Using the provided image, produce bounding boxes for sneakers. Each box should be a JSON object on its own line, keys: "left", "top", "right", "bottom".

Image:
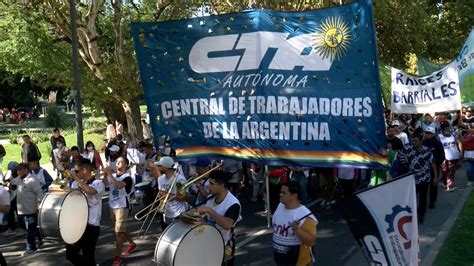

{"left": 112, "top": 256, "right": 122, "bottom": 266}
{"left": 21, "top": 250, "right": 37, "bottom": 257}
{"left": 467, "top": 182, "right": 473, "bottom": 187}
{"left": 122, "top": 244, "right": 137, "bottom": 256}
{"left": 447, "top": 186, "right": 457, "bottom": 192}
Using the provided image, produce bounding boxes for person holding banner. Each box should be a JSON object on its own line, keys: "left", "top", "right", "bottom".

{"left": 398, "top": 134, "right": 438, "bottom": 224}
{"left": 273, "top": 180, "right": 317, "bottom": 266}
{"left": 438, "top": 122, "right": 463, "bottom": 191}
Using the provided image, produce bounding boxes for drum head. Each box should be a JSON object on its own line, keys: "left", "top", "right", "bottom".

{"left": 59, "top": 190, "right": 89, "bottom": 244}
{"left": 174, "top": 224, "right": 224, "bottom": 265}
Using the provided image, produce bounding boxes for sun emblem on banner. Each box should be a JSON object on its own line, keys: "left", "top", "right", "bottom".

{"left": 313, "top": 17, "right": 351, "bottom": 61}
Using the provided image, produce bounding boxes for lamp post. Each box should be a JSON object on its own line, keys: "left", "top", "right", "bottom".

{"left": 69, "top": 0, "right": 84, "bottom": 151}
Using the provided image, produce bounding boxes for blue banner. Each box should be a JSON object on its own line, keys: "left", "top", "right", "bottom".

{"left": 131, "top": 0, "right": 387, "bottom": 168}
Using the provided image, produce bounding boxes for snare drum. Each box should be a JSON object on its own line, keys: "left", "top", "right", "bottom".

{"left": 154, "top": 219, "right": 224, "bottom": 265}
{"left": 38, "top": 189, "right": 89, "bottom": 244}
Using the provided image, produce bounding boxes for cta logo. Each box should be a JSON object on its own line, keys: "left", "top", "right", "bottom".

{"left": 189, "top": 31, "right": 333, "bottom": 74}
{"left": 385, "top": 205, "right": 413, "bottom": 249}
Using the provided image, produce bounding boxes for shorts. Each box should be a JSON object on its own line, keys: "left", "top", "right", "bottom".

{"left": 111, "top": 208, "right": 129, "bottom": 233}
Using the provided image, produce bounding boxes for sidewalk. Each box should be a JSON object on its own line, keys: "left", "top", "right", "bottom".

{"left": 345, "top": 166, "right": 472, "bottom": 265}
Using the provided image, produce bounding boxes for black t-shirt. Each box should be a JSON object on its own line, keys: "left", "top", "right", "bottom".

{"left": 387, "top": 136, "right": 404, "bottom": 151}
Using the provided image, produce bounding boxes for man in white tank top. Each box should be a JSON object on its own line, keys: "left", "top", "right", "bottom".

{"left": 272, "top": 180, "right": 318, "bottom": 266}
{"left": 195, "top": 170, "right": 241, "bottom": 266}
{"left": 438, "top": 122, "right": 463, "bottom": 191}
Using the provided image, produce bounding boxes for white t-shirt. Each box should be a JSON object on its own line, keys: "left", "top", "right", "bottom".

{"left": 0, "top": 186, "right": 10, "bottom": 223}
{"left": 109, "top": 173, "right": 131, "bottom": 209}
{"left": 222, "top": 159, "right": 242, "bottom": 183}
{"left": 396, "top": 132, "right": 410, "bottom": 146}
{"left": 272, "top": 203, "right": 318, "bottom": 246}
{"left": 337, "top": 168, "right": 356, "bottom": 180}
{"left": 438, "top": 133, "right": 460, "bottom": 160}
{"left": 72, "top": 180, "right": 105, "bottom": 226}
{"left": 158, "top": 173, "right": 187, "bottom": 219}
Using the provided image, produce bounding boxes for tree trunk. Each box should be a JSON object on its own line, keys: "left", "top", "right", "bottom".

{"left": 122, "top": 97, "right": 143, "bottom": 140}
{"left": 103, "top": 103, "right": 126, "bottom": 125}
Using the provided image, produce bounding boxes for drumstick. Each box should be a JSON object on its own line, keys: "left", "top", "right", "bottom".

{"left": 192, "top": 195, "right": 216, "bottom": 208}
{"left": 296, "top": 212, "right": 313, "bottom": 222}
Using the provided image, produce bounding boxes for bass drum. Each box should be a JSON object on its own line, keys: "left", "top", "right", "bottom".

{"left": 154, "top": 219, "right": 224, "bottom": 265}
{"left": 38, "top": 189, "right": 89, "bottom": 244}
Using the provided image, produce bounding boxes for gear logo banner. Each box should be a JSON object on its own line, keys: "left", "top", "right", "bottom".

{"left": 131, "top": 0, "right": 386, "bottom": 168}
{"left": 343, "top": 174, "right": 418, "bottom": 265}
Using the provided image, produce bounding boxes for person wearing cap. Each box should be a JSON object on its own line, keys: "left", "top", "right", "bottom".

{"left": 392, "top": 121, "right": 409, "bottom": 148}
{"left": 438, "top": 122, "right": 463, "bottom": 191}
{"left": 107, "top": 144, "right": 121, "bottom": 172}
{"left": 195, "top": 170, "right": 241, "bottom": 266}
{"left": 155, "top": 156, "right": 188, "bottom": 230}
{"left": 423, "top": 126, "right": 445, "bottom": 208}
{"left": 16, "top": 163, "right": 44, "bottom": 255}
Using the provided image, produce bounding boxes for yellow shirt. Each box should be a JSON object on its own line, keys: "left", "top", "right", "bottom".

{"left": 296, "top": 218, "right": 318, "bottom": 266}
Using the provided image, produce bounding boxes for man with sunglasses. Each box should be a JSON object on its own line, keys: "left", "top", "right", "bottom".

{"left": 65, "top": 159, "right": 105, "bottom": 265}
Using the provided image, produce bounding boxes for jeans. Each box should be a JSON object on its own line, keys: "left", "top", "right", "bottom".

{"left": 291, "top": 172, "right": 308, "bottom": 203}
{"left": 66, "top": 225, "right": 100, "bottom": 266}
{"left": 19, "top": 213, "right": 42, "bottom": 251}
{"left": 465, "top": 160, "right": 474, "bottom": 182}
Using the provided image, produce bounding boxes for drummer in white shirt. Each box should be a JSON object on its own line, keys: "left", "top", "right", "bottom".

{"left": 66, "top": 159, "right": 105, "bottom": 266}
{"left": 195, "top": 170, "right": 242, "bottom": 266}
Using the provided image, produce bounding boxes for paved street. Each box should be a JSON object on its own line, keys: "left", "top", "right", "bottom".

{"left": 1, "top": 166, "right": 471, "bottom": 265}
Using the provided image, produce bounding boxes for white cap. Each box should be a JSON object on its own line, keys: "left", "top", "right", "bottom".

{"left": 108, "top": 145, "right": 120, "bottom": 152}
{"left": 391, "top": 120, "right": 400, "bottom": 126}
{"left": 424, "top": 127, "right": 436, "bottom": 134}
{"left": 155, "top": 156, "right": 174, "bottom": 169}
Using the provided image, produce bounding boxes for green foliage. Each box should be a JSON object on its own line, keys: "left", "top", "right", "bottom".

{"left": 0, "top": 131, "right": 106, "bottom": 171}
{"left": 44, "top": 104, "right": 63, "bottom": 128}
{"left": 7, "top": 130, "right": 20, "bottom": 144}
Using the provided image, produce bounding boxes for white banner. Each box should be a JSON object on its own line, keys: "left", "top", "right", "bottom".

{"left": 391, "top": 63, "right": 461, "bottom": 113}
{"left": 356, "top": 174, "right": 418, "bottom": 266}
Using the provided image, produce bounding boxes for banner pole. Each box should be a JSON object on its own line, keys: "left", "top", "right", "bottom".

{"left": 265, "top": 165, "right": 271, "bottom": 228}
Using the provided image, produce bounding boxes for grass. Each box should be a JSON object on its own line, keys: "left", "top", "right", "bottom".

{"left": 433, "top": 190, "right": 474, "bottom": 266}
{"left": 0, "top": 130, "right": 106, "bottom": 172}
